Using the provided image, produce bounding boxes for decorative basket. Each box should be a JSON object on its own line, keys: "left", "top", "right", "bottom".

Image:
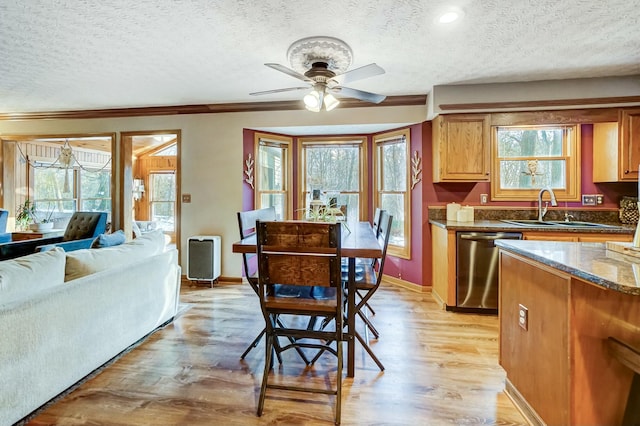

{"left": 619, "top": 196, "right": 639, "bottom": 224}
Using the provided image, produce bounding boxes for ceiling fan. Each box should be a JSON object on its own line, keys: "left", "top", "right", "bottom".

{"left": 249, "top": 36, "right": 387, "bottom": 112}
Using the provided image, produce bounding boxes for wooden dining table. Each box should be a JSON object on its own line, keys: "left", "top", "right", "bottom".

{"left": 232, "top": 221, "right": 383, "bottom": 377}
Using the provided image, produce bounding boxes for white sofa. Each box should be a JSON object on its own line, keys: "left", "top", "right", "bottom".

{"left": 0, "top": 230, "right": 181, "bottom": 425}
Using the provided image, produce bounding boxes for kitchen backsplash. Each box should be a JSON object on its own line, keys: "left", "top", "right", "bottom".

{"left": 428, "top": 206, "right": 623, "bottom": 224}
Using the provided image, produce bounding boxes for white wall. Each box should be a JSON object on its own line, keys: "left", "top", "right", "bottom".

{"left": 429, "top": 75, "right": 640, "bottom": 118}
{"left": 0, "top": 105, "right": 427, "bottom": 277}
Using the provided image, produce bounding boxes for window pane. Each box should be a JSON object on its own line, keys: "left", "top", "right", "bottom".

{"left": 305, "top": 146, "right": 359, "bottom": 192}
{"left": 259, "top": 193, "right": 285, "bottom": 220}
{"left": 34, "top": 168, "right": 71, "bottom": 198}
{"left": 80, "top": 169, "right": 111, "bottom": 211}
{"left": 151, "top": 202, "right": 175, "bottom": 232}
{"left": 497, "top": 128, "right": 564, "bottom": 157}
{"left": 151, "top": 174, "right": 176, "bottom": 201}
{"left": 382, "top": 143, "right": 406, "bottom": 191}
{"left": 381, "top": 193, "right": 405, "bottom": 247}
{"left": 303, "top": 192, "right": 359, "bottom": 223}
{"left": 259, "top": 145, "right": 284, "bottom": 191}
{"left": 499, "top": 160, "right": 566, "bottom": 189}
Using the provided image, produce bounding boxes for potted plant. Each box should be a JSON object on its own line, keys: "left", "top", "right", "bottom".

{"left": 29, "top": 204, "right": 55, "bottom": 231}
{"left": 16, "top": 198, "right": 36, "bottom": 231}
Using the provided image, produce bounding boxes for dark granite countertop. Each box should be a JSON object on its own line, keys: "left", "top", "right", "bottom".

{"left": 496, "top": 239, "right": 640, "bottom": 295}
{"left": 429, "top": 219, "right": 635, "bottom": 234}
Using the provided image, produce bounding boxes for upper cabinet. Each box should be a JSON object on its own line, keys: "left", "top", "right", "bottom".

{"left": 593, "top": 108, "right": 640, "bottom": 182}
{"left": 432, "top": 114, "right": 491, "bottom": 182}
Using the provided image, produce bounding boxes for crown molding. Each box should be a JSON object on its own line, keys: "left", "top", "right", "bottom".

{"left": 0, "top": 95, "right": 427, "bottom": 121}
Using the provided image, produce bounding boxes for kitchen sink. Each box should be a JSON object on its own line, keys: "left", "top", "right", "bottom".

{"left": 500, "top": 219, "right": 617, "bottom": 228}
{"left": 500, "top": 219, "right": 558, "bottom": 227}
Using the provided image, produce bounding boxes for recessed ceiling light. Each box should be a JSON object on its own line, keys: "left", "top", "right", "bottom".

{"left": 437, "top": 7, "right": 464, "bottom": 24}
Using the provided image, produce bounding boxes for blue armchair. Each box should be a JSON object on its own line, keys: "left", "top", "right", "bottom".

{"left": 0, "top": 212, "right": 108, "bottom": 260}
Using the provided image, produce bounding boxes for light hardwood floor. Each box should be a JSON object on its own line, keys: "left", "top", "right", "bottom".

{"left": 27, "top": 281, "right": 528, "bottom": 425}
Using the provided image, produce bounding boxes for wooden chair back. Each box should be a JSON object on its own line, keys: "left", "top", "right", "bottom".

{"left": 256, "top": 220, "right": 342, "bottom": 312}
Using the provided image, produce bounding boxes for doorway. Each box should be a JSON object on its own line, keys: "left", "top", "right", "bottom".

{"left": 121, "top": 131, "right": 181, "bottom": 255}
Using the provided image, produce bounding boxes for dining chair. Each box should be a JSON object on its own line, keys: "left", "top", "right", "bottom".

{"left": 351, "top": 211, "right": 393, "bottom": 362}
{"left": 313, "top": 212, "right": 391, "bottom": 372}
{"left": 237, "top": 207, "right": 276, "bottom": 359}
{"left": 372, "top": 207, "right": 382, "bottom": 236}
{"left": 255, "top": 220, "right": 344, "bottom": 425}
{"left": 237, "top": 208, "right": 310, "bottom": 364}
{"left": 340, "top": 208, "right": 386, "bottom": 323}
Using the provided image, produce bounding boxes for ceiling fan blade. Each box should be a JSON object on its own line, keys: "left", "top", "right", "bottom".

{"left": 333, "top": 86, "right": 386, "bottom": 104}
{"left": 265, "top": 63, "right": 312, "bottom": 83}
{"left": 332, "top": 63, "right": 385, "bottom": 85}
{"left": 250, "top": 86, "right": 309, "bottom": 96}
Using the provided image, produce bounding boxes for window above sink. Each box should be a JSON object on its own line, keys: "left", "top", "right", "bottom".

{"left": 491, "top": 125, "right": 580, "bottom": 202}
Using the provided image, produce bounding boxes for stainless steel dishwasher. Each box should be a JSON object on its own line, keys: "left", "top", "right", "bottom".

{"left": 455, "top": 231, "right": 523, "bottom": 313}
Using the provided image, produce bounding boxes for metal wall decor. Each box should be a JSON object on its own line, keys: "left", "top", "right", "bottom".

{"left": 411, "top": 150, "right": 422, "bottom": 189}
{"left": 244, "top": 153, "right": 254, "bottom": 189}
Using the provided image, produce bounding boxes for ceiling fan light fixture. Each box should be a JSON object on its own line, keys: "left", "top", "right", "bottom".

{"left": 324, "top": 93, "right": 340, "bottom": 111}
{"left": 304, "top": 90, "right": 322, "bottom": 112}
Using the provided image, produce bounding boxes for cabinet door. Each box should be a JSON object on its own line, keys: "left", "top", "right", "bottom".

{"left": 523, "top": 232, "right": 578, "bottom": 241}
{"left": 620, "top": 108, "right": 640, "bottom": 180}
{"left": 432, "top": 114, "right": 490, "bottom": 182}
{"left": 577, "top": 234, "right": 633, "bottom": 243}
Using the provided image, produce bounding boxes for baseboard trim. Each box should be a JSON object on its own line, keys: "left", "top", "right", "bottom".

{"left": 430, "top": 289, "right": 447, "bottom": 309}
{"left": 504, "top": 378, "right": 544, "bottom": 426}
{"left": 382, "top": 274, "right": 429, "bottom": 293}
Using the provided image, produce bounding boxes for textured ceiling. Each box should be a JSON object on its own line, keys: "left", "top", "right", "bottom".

{"left": 0, "top": 0, "right": 639, "bottom": 114}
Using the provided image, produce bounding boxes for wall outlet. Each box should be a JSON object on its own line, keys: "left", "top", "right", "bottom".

{"left": 182, "top": 194, "right": 192, "bottom": 203}
{"left": 595, "top": 194, "right": 604, "bottom": 205}
{"left": 480, "top": 193, "right": 488, "bottom": 204}
{"left": 518, "top": 304, "right": 528, "bottom": 331}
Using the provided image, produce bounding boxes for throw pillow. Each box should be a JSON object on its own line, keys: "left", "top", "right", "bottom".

{"left": 91, "top": 230, "right": 126, "bottom": 248}
{"left": 0, "top": 247, "right": 66, "bottom": 304}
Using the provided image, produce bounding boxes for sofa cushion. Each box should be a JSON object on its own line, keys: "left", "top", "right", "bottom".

{"left": 0, "top": 247, "right": 66, "bottom": 304}
{"left": 91, "top": 230, "right": 126, "bottom": 248}
{"left": 65, "top": 229, "right": 165, "bottom": 282}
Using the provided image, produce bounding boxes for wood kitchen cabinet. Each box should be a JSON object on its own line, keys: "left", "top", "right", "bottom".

{"left": 432, "top": 114, "right": 491, "bottom": 182}
{"left": 593, "top": 108, "right": 640, "bottom": 182}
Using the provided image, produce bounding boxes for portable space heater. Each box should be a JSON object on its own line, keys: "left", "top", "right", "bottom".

{"left": 187, "top": 235, "right": 221, "bottom": 286}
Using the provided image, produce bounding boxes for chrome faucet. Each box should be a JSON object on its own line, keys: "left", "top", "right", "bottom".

{"left": 538, "top": 187, "right": 558, "bottom": 221}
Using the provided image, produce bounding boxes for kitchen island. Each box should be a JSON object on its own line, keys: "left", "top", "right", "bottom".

{"left": 496, "top": 239, "right": 640, "bottom": 426}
